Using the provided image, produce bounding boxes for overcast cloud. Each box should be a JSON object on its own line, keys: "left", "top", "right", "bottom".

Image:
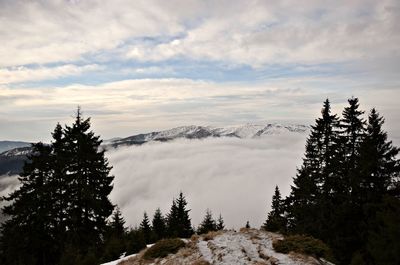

{"left": 106, "top": 134, "right": 307, "bottom": 229}
{"left": 1, "top": 0, "right": 400, "bottom": 142}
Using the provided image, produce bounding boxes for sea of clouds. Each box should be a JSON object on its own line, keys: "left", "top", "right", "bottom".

{"left": 0, "top": 133, "right": 307, "bottom": 228}
{"left": 106, "top": 133, "right": 307, "bottom": 229}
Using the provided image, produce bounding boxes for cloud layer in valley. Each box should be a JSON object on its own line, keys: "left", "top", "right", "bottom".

{"left": 106, "top": 133, "right": 307, "bottom": 229}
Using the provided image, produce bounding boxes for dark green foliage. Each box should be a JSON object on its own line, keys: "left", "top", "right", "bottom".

{"left": 197, "top": 209, "right": 217, "bottom": 235}
{"left": 263, "top": 186, "right": 286, "bottom": 232}
{"left": 245, "top": 221, "right": 250, "bottom": 228}
{"left": 283, "top": 98, "right": 400, "bottom": 265}
{"left": 125, "top": 227, "right": 146, "bottom": 255}
{"left": 166, "top": 192, "right": 193, "bottom": 238}
{"left": 273, "top": 235, "right": 333, "bottom": 261}
{"left": 216, "top": 214, "right": 225, "bottom": 230}
{"left": 0, "top": 109, "right": 114, "bottom": 265}
{"left": 143, "top": 238, "right": 185, "bottom": 260}
{"left": 140, "top": 212, "right": 153, "bottom": 244}
{"left": 102, "top": 207, "right": 127, "bottom": 262}
{"left": 366, "top": 196, "right": 400, "bottom": 265}
{"left": 152, "top": 208, "right": 166, "bottom": 241}
{"left": 359, "top": 108, "right": 399, "bottom": 201}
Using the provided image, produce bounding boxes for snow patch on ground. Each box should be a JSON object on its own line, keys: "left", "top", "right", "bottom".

{"left": 197, "top": 229, "right": 319, "bottom": 265}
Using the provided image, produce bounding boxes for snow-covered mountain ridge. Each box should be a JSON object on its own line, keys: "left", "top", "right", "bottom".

{"left": 108, "top": 123, "right": 309, "bottom": 148}
{"left": 0, "top": 123, "right": 308, "bottom": 175}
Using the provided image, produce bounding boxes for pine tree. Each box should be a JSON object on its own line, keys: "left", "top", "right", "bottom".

{"left": 359, "top": 108, "right": 399, "bottom": 201}
{"left": 286, "top": 99, "right": 340, "bottom": 237}
{"left": 263, "top": 186, "right": 286, "bottom": 232}
{"left": 245, "top": 221, "right": 250, "bottom": 228}
{"left": 354, "top": 109, "right": 400, "bottom": 264}
{"left": 0, "top": 143, "right": 57, "bottom": 265}
{"left": 102, "top": 207, "right": 127, "bottom": 262}
{"left": 110, "top": 207, "right": 126, "bottom": 238}
{"left": 197, "top": 209, "right": 217, "bottom": 235}
{"left": 0, "top": 109, "right": 115, "bottom": 265}
{"left": 152, "top": 208, "right": 166, "bottom": 241}
{"left": 216, "top": 214, "right": 225, "bottom": 230}
{"left": 340, "top": 97, "right": 366, "bottom": 199}
{"left": 62, "top": 108, "right": 114, "bottom": 255}
{"left": 166, "top": 192, "right": 193, "bottom": 238}
{"left": 140, "top": 212, "right": 152, "bottom": 244}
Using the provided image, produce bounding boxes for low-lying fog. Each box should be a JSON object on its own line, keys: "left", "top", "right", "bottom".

{"left": 107, "top": 133, "right": 307, "bottom": 229}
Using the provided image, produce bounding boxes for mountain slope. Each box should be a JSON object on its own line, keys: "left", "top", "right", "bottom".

{"left": 108, "top": 123, "right": 308, "bottom": 148}
{"left": 0, "top": 141, "right": 31, "bottom": 153}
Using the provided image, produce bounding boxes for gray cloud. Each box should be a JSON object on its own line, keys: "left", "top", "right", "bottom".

{"left": 106, "top": 134, "right": 307, "bottom": 229}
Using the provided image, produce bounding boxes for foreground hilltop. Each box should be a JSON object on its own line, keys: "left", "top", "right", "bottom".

{"left": 106, "top": 229, "right": 334, "bottom": 265}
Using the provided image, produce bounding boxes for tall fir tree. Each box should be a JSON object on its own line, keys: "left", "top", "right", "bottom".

{"left": 0, "top": 109, "right": 115, "bottom": 265}
{"left": 355, "top": 109, "right": 400, "bottom": 264}
{"left": 152, "top": 208, "right": 166, "bottom": 241}
{"left": 263, "top": 186, "right": 286, "bottom": 232}
{"left": 340, "top": 97, "right": 366, "bottom": 199}
{"left": 359, "top": 108, "right": 399, "bottom": 201}
{"left": 62, "top": 108, "right": 114, "bottom": 256}
{"left": 1, "top": 143, "right": 57, "bottom": 265}
{"left": 327, "top": 97, "right": 367, "bottom": 264}
{"left": 286, "top": 99, "right": 340, "bottom": 237}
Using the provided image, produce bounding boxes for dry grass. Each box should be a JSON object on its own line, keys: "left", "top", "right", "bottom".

{"left": 202, "top": 230, "right": 223, "bottom": 241}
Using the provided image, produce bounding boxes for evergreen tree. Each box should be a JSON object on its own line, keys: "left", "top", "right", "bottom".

{"left": 340, "top": 97, "right": 366, "bottom": 199}
{"left": 286, "top": 99, "right": 340, "bottom": 237}
{"left": 152, "top": 208, "right": 166, "bottom": 241}
{"left": 109, "top": 207, "right": 126, "bottom": 238}
{"left": 354, "top": 109, "right": 400, "bottom": 264}
{"left": 197, "top": 209, "right": 217, "bottom": 235}
{"left": 140, "top": 212, "right": 152, "bottom": 244}
{"left": 125, "top": 227, "right": 146, "bottom": 255}
{"left": 0, "top": 109, "right": 115, "bottom": 265}
{"left": 166, "top": 192, "right": 193, "bottom": 238}
{"left": 245, "top": 221, "right": 250, "bottom": 229}
{"left": 216, "top": 214, "right": 225, "bottom": 230}
{"left": 359, "top": 108, "right": 399, "bottom": 201}
{"left": 263, "top": 186, "right": 286, "bottom": 232}
{"left": 62, "top": 108, "right": 114, "bottom": 255}
{"left": 102, "top": 207, "right": 127, "bottom": 262}
{"left": 0, "top": 143, "right": 57, "bottom": 265}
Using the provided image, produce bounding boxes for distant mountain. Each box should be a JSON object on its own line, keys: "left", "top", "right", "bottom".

{"left": 0, "top": 147, "right": 31, "bottom": 175}
{"left": 0, "top": 141, "right": 31, "bottom": 153}
{"left": 108, "top": 123, "right": 309, "bottom": 148}
{"left": 0, "top": 123, "right": 308, "bottom": 175}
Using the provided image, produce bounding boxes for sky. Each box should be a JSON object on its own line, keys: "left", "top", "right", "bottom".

{"left": 0, "top": 0, "right": 400, "bottom": 143}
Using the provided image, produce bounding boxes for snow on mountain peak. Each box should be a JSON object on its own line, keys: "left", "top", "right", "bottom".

{"left": 108, "top": 123, "right": 309, "bottom": 148}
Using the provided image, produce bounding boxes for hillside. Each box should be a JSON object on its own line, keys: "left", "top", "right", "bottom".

{"left": 0, "top": 141, "right": 31, "bottom": 153}
{"left": 104, "top": 229, "right": 334, "bottom": 265}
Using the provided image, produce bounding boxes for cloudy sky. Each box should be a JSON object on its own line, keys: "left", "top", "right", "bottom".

{"left": 1, "top": 0, "right": 400, "bottom": 142}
